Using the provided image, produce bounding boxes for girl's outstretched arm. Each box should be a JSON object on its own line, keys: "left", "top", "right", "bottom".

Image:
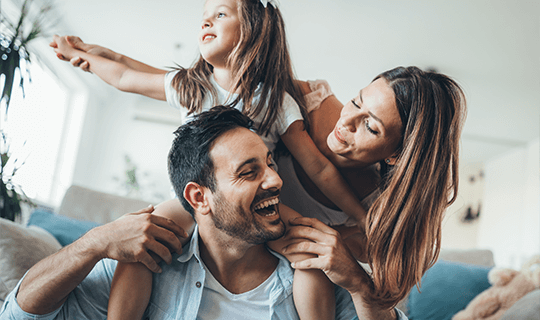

{"left": 51, "top": 36, "right": 165, "bottom": 75}
{"left": 268, "top": 204, "right": 335, "bottom": 320}
{"left": 50, "top": 35, "right": 167, "bottom": 100}
{"left": 107, "top": 199, "right": 195, "bottom": 320}
{"left": 280, "top": 121, "right": 368, "bottom": 227}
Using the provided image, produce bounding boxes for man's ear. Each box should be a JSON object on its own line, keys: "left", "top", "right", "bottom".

{"left": 184, "top": 182, "right": 210, "bottom": 215}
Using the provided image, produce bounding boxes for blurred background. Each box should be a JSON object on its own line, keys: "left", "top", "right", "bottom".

{"left": 1, "top": 0, "right": 538, "bottom": 268}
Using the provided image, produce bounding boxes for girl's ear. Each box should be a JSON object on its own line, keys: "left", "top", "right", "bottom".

{"left": 184, "top": 182, "right": 210, "bottom": 215}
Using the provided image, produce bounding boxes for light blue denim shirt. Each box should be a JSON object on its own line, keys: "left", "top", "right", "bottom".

{"left": 1, "top": 225, "right": 407, "bottom": 320}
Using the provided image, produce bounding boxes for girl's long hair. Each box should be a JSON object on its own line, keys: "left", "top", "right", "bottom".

{"left": 171, "top": 0, "right": 308, "bottom": 135}
{"left": 366, "top": 66, "right": 467, "bottom": 308}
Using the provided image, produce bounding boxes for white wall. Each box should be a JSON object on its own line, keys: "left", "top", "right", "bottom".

{"left": 441, "top": 163, "right": 485, "bottom": 250}
{"left": 71, "top": 86, "right": 179, "bottom": 204}
{"left": 476, "top": 138, "right": 540, "bottom": 268}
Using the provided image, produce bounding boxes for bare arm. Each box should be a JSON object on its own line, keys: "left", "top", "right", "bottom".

{"left": 16, "top": 206, "right": 186, "bottom": 315}
{"left": 107, "top": 199, "right": 195, "bottom": 320}
{"left": 50, "top": 35, "right": 166, "bottom": 75}
{"left": 268, "top": 205, "right": 335, "bottom": 320}
{"left": 50, "top": 35, "right": 167, "bottom": 100}
{"left": 282, "top": 217, "right": 398, "bottom": 320}
{"left": 280, "top": 121, "right": 367, "bottom": 226}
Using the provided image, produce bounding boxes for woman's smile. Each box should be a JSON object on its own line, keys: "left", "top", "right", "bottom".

{"left": 333, "top": 126, "right": 348, "bottom": 145}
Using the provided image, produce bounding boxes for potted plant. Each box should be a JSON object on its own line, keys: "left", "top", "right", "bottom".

{"left": 0, "top": 0, "right": 54, "bottom": 221}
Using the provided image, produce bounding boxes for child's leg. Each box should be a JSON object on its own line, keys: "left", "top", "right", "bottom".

{"left": 269, "top": 204, "right": 335, "bottom": 320}
{"left": 108, "top": 262, "right": 152, "bottom": 320}
{"left": 107, "top": 198, "right": 195, "bottom": 319}
{"left": 292, "top": 269, "right": 335, "bottom": 320}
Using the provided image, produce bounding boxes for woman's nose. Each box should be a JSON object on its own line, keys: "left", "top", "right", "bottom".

{"left": 341, "top": 109, "right": 361, "bottom": 133}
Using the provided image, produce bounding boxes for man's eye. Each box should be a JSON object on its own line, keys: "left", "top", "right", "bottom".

{"left": 240, "top": 171, "right": 255, "bottom": 177}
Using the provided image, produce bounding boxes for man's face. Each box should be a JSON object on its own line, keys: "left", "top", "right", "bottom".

{"left": 207, "top": 127, "right": 285, "bottom": 244}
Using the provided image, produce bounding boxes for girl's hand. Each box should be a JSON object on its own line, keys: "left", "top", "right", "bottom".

{"left": 282, "top": 217, "right": 370, "bottom": 295}
{"left": 50, "top": 34, "right": 80, "bottom": 62}
{"left": 50, "top": 35, "right": 116, "bottom": 72}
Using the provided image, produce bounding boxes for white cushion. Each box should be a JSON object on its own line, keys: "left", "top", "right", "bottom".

{"left": 0, "top": 218, "right": 62, "bottom": 300}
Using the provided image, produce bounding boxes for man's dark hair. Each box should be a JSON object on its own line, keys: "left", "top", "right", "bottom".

{"left": 168, "top": 106, "right": 253, "bottom": 216}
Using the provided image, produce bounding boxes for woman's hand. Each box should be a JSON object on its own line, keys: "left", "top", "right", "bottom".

{"left": 281, "top": 217, "right": 370, "bottom": 294}
{"left": 282, "top": 217, "right": 399, "bottom": 319}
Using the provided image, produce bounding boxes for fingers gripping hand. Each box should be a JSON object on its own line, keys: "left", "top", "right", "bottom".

{"left": 50, "top": 35, "right": 79, "bottom": 61}
{"left": 67, "top": 35, "right": 115, "bottom": 60}
{"left": 283, "top": 217, "right": 369, "bottom": 291}
{"left": 69, "top": 57, "right": 91, "bottom": 72}
{"left": 64, "top": 36, "right": 93, "bottom": 72}
{"left": 94, "top": 206, "right": 189, "bottom": 273}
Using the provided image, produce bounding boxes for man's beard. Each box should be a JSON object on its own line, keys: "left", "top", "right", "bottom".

{"left": 212, "top": 190, "right": 285, "bottom": 245}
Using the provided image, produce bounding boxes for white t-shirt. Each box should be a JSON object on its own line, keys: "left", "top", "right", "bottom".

{"left": 164, "top": 71, "right": 303, "bottom": 152}
{"left": 196, "top": 262, "right": 279, "bottom": 320}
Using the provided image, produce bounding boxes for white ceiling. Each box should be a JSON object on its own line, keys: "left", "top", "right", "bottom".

{"left": 28, "top": 0, "right": 540, "bottom": 164}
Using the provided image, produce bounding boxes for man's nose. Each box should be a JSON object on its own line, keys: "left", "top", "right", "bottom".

{"left": 261, "top": 165, "right": 283, "bottom": 190}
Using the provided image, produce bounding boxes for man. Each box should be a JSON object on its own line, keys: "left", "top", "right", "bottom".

{"left": 0, "top": 106, "right": 404, "bottom": 319}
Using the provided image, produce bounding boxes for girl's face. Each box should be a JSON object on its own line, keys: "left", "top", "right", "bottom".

{"left": 327, "top": 78, "right": 403, "bottom": 167}
{"left": 199, "top": 0, "right": 241, "bottom": 68}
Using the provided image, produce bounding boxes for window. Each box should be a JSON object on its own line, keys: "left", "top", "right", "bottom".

{"left": 3, "top": 60, "right": 70, "bottom": 206}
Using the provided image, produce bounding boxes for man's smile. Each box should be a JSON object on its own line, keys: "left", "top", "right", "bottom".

{"left": 253, "top": 197, "right": 279, "bottom": 217}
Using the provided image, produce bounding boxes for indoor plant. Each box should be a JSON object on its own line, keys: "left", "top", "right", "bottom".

{"left": 0, "top": 0, "right": 54, "bottom": 221}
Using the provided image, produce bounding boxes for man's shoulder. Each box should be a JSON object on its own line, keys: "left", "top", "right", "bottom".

{"left": 268, "top": 249, "right": 295, "bottom": 287}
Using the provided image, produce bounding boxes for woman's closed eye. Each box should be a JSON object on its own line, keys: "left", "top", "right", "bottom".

{"left": 352, "top": 99, "right": 379, "bottom": 135}
{"left": 365, "top": 119, "right": 378, "bottom": 135}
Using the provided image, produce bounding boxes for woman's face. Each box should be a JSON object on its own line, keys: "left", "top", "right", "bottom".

{"left": 327, "top": 78, "right": 403, "bottom": 167}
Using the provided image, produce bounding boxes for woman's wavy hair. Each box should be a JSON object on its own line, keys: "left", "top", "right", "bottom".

{"left": 171, "top": 0, "right": 308, "bottom": 136}
{"left": 365, "top": 66, "right": 467, "bottom": 308}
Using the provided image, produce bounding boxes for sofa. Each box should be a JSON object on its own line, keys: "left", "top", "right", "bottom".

{"left": 1, "top": 185, "right": 539, "bottom": 319}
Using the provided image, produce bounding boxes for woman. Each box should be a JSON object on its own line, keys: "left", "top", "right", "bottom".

{"left": 277, "top": 66, "right": 466, "bottom": 310}
{"left": 59, "top": 37, "right": 466, "bottom": 311}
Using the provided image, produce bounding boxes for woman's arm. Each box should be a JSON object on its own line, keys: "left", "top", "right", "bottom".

{"left": 282, "top": 217, "right": 401, "bottom": 320}
{"left": 280, "top": 122, "right": 367, "bottom": 226}
{"left": 51, "top": 35, "right": 167, "bottom": 100}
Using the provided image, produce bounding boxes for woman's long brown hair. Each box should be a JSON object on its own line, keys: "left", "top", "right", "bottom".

{"left": 366, "top": 66, "right": 467, "bottom": 308}
{"left": 171, "top": 0, "right": 308, "bottom": 136}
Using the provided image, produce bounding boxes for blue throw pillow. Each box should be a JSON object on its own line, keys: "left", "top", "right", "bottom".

{"left": 27, "top": 209, "right": 101, "bottom": 246}
{"left": 408, "top": 260, "right": 492, "bottom": 320}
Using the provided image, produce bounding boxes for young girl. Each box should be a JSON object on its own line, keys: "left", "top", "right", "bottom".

{"left": 51, "top": 0, "right": 368, "bottom": 319}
